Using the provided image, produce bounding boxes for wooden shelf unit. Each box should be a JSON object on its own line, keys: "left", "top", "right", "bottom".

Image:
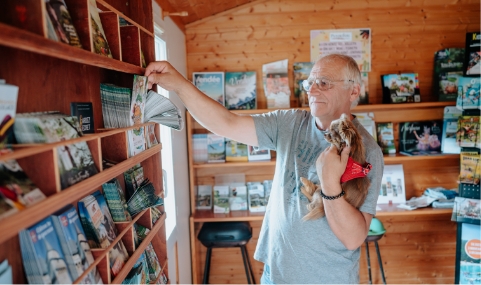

{"left": 186, "top": 102, "right": 460, "bottom": 283}
{"left": 0, "top": 1, "right": 169, "bottom": 284}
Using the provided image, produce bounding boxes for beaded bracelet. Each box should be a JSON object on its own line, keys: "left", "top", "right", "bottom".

{"left": 320, "top": 189, "right": 345, "bottom": 200}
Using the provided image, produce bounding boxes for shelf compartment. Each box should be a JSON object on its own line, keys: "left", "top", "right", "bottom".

{"left": 101, "top": 131, "right": 129, "bottom": 163}
{"left": 120, "top": 25, "right": 141, "bottom": 66}
{"left": 16, "top": 148, "right": 58, "bottom": 196}
{"left": 0, "top": 0, "right": 45, "bottom": 37}
{"left": 99, "top": 11, "right": 122, "bottom": 61}
{"left": 0, "top": 144, "right": 161, "bottom": 245}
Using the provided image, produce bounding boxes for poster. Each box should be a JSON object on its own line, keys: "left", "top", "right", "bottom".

{"left": 310, "top": 28, "right": 371, "bottom": 71}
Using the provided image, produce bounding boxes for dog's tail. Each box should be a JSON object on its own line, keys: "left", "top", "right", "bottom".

{"left": 302, "top": 206, "right": 325, "bottom": 221}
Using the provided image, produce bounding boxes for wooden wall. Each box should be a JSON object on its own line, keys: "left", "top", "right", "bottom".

{"left": 184, "top": 0, "right": 480, "bottom": 283}
{"left": 185, "top": 0, "right": 480, "bottom": 108}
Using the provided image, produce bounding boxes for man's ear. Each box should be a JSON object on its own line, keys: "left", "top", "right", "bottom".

{"left": 349, "top": 83, "right": 361, "bottom": 102}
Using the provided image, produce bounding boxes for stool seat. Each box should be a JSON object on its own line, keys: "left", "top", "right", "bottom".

{"left": 365, "top": 233, "right": 384, "bottom": 242}
{"left": 198, "top": 222, "right": 255, "bottom": 284}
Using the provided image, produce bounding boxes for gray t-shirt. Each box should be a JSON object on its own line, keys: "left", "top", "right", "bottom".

{"left": 252, "top": 109, "right": 384, "bottom": 284}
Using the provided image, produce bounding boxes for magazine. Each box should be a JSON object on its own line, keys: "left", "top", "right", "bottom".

{"left": 456, "top": 116, "right": 480, "bottom": 148}
{"left": 213, "top": 185, "right": 229, "bottom": 213}
{"left": 193, "top": 72, "right": 225, "bottom": 106}
{"left": 45, "top": 0, "right": 82, "bottom": 48}
{"left": 377, "top": 164, "right": 406, "bottom": 204}
{"left": 456, "top": 77, "right": 480, "bottom": 110}
{"left": 399, "top": 120, "right": 444, "bottom": 156}
{"left": 225, "top": 71, "right": 256, "bottom": 110}
{"left": 458, "top": 151, "right": 480, "bottom": 185}
{"left": 195, "top": 185, "right": 212, "bottom": 210}
{"left": 225, "top": 138, "right": 248, "bottom": 162}
{"left": 441, "top": 106, "right": 462, "bottom": 154}
{"left": 88, "top": 0, "right": 112, "bottom": 57}
{"left": 207, "top": 133, "right": 225, "bottom": 163}
{"left": 381, "top": 73, "right": 421, "bottom": 104}
{"left": 262, "top": 59, "right": 290, "bottom": 109}
{"left": 432, "top": 48, "right": 465, "bottom": 101}
{"left": 463, "top": 32, "right": 481, "bottom": 76}
{"left": 293, "top": 62, "right": 314, "bottom": 107}
{"left": 452, "top": 197, "right": 481, "bottom": 223}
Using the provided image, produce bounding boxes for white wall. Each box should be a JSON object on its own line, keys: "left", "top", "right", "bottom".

{"left": 152, "top": 2, "right": 192, "bottom": 283}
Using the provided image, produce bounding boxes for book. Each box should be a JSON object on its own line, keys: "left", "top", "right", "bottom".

{"left": 456, "top": 116, "right": 480, "bottom": 148}
{"left": 293, "top": 62, "right": 314, "bottom": 107}
{"left": 381, "top": 73, "right": 421, "bottom": 104}
{"left": 433, "top": 48, "right": 465, "bottom": 101}
{"left": 225, "top": 138, "right": 248, "bottom": 162}
{"left": 192, "top": 134, "right": 208, "bottom": 163}
{"left": 247, "top": 182, "right": 266, "bottom": 212}
{"left": 377, "top": 164, "right": 406, "bottom": 204}
{"left": 265, "top": 73, "right": 290, "bottom": 109}
{"left": 78, "top": 191, "right": 130, "bottom": 277}
{"left": 247, "top": 145, "right": 271, "bottom": 161}
{"left": 459, "top": 151, "right": 480, "bottom": 185}
{"left": 0, "top": 83, "right": 18, "bottom": 149}
{"left": 21, "top": 216, "right": 74, "bottom": 284}
{"left": 456, "top": 76, "right": 481, "bottom": 110}
{"left": 45, "top": 0, "right": 82, "bottom": 48}
{"left": 88, "top": 0, "right": 112, "bottom": 58}
{"left": 213, "top": 185, "right": 229, "bottom": 213}
{"left": 229, "top": 185, "right": 247, "bottom": 211}
{"left": 195, "top": 185, "right": 212, "bottom": 210}
{"left": 225, "top": 71, "right": 257, "bottom": 110}
{"left": 376, "top": 122, "right": 396, "bottom": 154}
{"left": 359, "top": 72, "right": 369, "bottom": 105}
{"left": 192, "top": 72, "right": 225, "bottom": 106}
{"left": 399, "top": 120, "right": 444, "bottom": 156}
{"left": 207, "top": 133, "right": 225, "bottom": 163}
{"left": 70, "top": 102, "right": 94, "bottom": 134}
{"left": 51, "top": 206, "right": 103, "bottom": 284}
{"left": 262, "top": 59, "right": 290, "bottom": 109}
{"left": 441, "top": 106, "right": 462, "bottom": 154}
{"left": 463, "top": 32, "right": 481, "bottom": 77}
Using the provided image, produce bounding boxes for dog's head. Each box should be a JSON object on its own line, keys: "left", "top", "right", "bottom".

{"left": 324, "top": 114, "right": 364, "bottom": 161}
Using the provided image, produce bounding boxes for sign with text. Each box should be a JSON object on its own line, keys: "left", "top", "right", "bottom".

{"left": 310, "top": 28, "right": 371, "bottom": 72}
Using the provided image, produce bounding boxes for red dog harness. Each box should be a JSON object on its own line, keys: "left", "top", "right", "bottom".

{"left": 340, "top": 157, "right": 372, "bottom": 183}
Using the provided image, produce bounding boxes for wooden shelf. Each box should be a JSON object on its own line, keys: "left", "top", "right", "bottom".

{"left": 225, "top": 102, "right": 455, "bottom": 115}
{"left": 191, "top": 153, "right": 458, "bottom": 169}
{"left": 191, "top": 205, "right": 453, "bottom": 222}
{"left": 0, "top": 144, "right": 161, "bottom": 245}
{"left": 0, "top": 22, "right": 144, "bottom": 74}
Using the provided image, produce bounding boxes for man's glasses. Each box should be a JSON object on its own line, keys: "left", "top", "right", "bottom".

{"left": 302, "top": 77, "right": 354, "bottom": 92}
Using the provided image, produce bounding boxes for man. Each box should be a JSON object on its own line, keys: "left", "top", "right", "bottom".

{"left": 145, "top": 53, "right": 383, "bottom": 284}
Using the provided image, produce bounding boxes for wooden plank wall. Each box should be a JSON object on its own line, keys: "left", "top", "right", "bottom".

{"left": 185, "top": 0, "right": 480, "bottom": 108}
{"left": 184, "top": 0, "right": 480, "bottom": 283}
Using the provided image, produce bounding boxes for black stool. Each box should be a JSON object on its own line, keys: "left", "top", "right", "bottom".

{"left": 364, "top": 234, "right": 386, "bottom": 284}
{"left": 198, "top": 222, "right": 255, "bottom": 284}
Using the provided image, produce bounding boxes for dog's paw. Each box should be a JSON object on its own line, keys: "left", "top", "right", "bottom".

{"left": 300, "top": 177, "right": 317, "bottom": 201}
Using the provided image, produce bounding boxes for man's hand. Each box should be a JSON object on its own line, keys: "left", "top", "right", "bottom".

{"left": 144, "top": 61, "right": 189, "bottom": 91}
{"left": 317, "top": 145, "right": 350, "bottom": 195}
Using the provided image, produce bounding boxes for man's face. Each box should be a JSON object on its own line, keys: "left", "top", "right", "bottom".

{"left": 307, "top": 60, "right": 353, "bottom": 120}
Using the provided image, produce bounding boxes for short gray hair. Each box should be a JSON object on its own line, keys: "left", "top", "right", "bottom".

{"left": 317, "top": 54, "right": 363, "bottom": 109}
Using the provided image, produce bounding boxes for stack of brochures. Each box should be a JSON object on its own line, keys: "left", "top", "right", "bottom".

{"left": 144, "top": 90, "right": 183, "bottom": 131}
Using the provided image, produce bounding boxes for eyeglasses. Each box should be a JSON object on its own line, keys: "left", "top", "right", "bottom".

{"left": 302, "top": 77, "right": 354, "bottom": 92}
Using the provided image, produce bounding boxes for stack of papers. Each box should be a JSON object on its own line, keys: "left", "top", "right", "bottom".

{"left": 144, "top": 91, "right": 183, "bottom": 131}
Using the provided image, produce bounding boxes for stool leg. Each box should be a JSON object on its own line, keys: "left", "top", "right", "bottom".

{"left": 203, "top": 247, "right": 212, "bottom": 284}
{"left": 374, "top": 241, "right": 386, "bottom": 284}
{"left": 240, "top": 245, "right": 252, "bottom": 284}
{"left": 365, "top": 241, "right": 372, "bottom": 284}
{"left": 241, "top": 245, "right": 256, "bottom": 284}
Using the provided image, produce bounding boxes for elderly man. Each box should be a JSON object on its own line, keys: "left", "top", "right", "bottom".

{"left": 145, "top": 53, "right": 383, "bottom": 284}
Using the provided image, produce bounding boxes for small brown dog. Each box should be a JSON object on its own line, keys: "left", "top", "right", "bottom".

{"left": 300, "top": 113, "right": 372, "bottom": 221}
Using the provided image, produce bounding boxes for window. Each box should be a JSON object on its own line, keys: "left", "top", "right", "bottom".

{"left": 154, "top": 25, "right": 176, "bottom": 238}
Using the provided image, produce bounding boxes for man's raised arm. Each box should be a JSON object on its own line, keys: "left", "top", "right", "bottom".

{"left": 145, "top": 61, "right": 258, "bottom": 146}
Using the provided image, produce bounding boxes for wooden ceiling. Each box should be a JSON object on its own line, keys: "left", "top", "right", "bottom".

{"left": 155, "top": 0, "right": 257, "bottom": 29}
